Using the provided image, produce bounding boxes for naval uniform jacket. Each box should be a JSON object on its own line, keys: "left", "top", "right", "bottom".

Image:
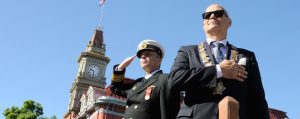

{"left": 110, "top": 65, "right": 180, "bottom": 119}
{"left": 169, "top": 42, "right": 269, "bottom": 119}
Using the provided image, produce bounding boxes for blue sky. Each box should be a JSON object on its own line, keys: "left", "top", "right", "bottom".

{"left": 0, "top": 0, "right": 299, "bottom": 118}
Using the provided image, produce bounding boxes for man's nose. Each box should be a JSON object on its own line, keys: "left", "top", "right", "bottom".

{"left": 140, "top": 54, "right": 146, "bottom": 59}
{"left": 209, "top": 13, "right": 217, "bottom": 19}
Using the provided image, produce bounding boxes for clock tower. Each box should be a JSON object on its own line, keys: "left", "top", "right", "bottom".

{"left": 66, "top": 29, "right": 110, "bottom": 116}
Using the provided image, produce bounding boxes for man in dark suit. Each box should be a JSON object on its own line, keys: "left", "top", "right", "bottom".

{"left": 169, "top": 4, "right": 269, "bottom": 119}
{"left": 110, "top": 39, "right": 180, "bottom": 119}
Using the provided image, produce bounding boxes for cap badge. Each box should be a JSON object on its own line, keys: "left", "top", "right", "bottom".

{"left": 140, "top": 43, "right": 147, "bottom": 50}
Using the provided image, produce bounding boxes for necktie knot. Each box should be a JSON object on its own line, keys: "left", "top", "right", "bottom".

{"left": 216, "top": 42, "right": 224, "bottom": 49}
{"left": 212, "top": 42, "right": 224, "bottom": 49}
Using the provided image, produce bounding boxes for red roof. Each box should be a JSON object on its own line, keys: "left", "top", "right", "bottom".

{"left": 269, "top": 108, "right": 288, "bottom": 119}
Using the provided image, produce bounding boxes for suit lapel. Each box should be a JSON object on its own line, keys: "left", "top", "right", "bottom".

{"left": 204, "top": 42, "right": 218, "bottom": 64}
{"left": 226, "top": 42, "right": 233, "bottom": 60}
{"left": 127, "top": 71, "right": 162, "bottom": 100}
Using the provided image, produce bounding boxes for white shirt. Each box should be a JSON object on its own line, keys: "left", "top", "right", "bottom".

{"left": 145, "top": 70, "right": 161, "bottom": 79}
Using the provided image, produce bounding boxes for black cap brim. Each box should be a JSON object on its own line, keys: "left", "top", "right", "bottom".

{"left": 136, "top": 48, "right": 162, "bottom": 58}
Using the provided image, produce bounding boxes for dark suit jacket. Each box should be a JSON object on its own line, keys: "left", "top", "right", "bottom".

{"left": 110, "top": 65, "right": 180, "bottom": 119}
{"left": 169, "top": 42, "right": 269, "bottom": 119}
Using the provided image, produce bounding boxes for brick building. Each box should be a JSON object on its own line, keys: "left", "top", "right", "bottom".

{"left": 269, "top": 108, "right": 289, "bottom": 119}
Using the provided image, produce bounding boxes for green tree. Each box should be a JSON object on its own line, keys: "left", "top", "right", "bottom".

{"left": 3, "top": 100, "right": 55, "bottom": 119}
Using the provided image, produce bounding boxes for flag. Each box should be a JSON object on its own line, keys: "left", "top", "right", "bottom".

{"left": 99, "top": 0, "right": 105, "bottom": 6}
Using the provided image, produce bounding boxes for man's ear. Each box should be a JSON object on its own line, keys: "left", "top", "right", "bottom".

{"left": 228, "top": 18, "right": 232, "bottom": 27}
{"left": 158, "top": 57, "right": 163, "bottom": 64}
{"left": 158, "top": 57, "right": 162, "bottom": 63}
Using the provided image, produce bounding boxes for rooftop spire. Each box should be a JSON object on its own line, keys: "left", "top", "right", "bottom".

{"left": 89, "top": 29, "right": 104, "bottom": 48}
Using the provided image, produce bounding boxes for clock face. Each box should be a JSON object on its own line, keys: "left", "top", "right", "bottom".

{"left": 88, "top": 65, "right": 100, "bottom": 77}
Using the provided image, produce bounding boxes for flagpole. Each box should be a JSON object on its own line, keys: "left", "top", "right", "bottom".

{"left": 97, "top": 3, "right": 105, "bottom": 30}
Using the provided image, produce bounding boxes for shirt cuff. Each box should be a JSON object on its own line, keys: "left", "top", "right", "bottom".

{"left": 216, "top": 64, "right": 223, "bottom": 78}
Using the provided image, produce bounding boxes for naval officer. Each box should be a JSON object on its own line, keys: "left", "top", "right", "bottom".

{"left": 110, "top": 39, "right": 180, "bottom": 119}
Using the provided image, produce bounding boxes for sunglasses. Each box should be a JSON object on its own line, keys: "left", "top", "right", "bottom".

{"left": 202, "top": 10, "right": 228, "bottom": 19}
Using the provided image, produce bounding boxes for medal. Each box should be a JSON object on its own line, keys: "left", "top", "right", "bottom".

{"left": 145, "top": 85, "right": 156, "bottom": 100}
{"left": 213, "top": 82, "right": 226, "bottom": 95}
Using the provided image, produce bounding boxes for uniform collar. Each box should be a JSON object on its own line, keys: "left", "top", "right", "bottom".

{"left": 145, "top": 69, "right": 161, "bottom": 79}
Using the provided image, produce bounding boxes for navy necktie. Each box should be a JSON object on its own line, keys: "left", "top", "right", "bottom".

{"left": 215, "top": 42, "right": 224, "bottom": 63}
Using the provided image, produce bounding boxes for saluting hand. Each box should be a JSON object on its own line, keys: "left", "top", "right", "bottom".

{"left": 117, "top": 55, "right": 136, "bottom": 71}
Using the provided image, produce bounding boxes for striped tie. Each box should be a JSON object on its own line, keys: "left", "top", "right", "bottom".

{"left": 215, "top": 42, "right": 224, "bottom": 63}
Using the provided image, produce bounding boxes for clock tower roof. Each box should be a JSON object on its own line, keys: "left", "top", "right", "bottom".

{"left": 84, "top": 29, "right": 107, "bottom": 55}
{"left": 89, "top": 29, "right": 104, "bottom": 48}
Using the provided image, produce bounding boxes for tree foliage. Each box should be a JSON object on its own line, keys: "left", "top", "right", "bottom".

{"left": 3, "top": 100, "right": 55, "bottom": 119}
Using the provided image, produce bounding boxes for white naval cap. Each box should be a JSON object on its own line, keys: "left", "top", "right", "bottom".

{"left": 136, "top": 39, "right": 165, "bottom": 58}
